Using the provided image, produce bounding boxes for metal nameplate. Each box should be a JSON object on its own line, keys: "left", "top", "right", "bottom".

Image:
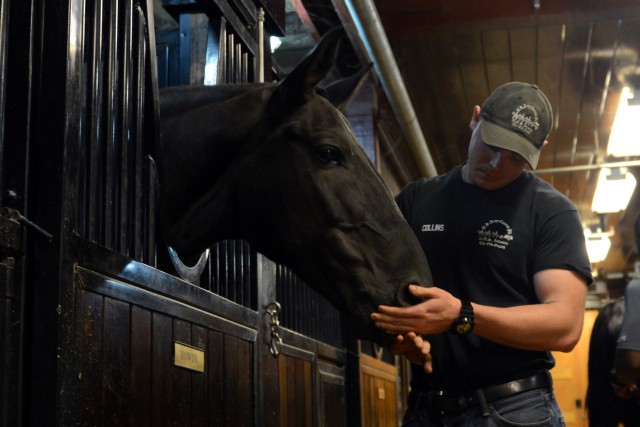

{"left": 174, "top": 342, "right": 205, "bottom": 373}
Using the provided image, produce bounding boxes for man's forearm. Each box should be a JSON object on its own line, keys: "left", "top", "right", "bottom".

{"left": 614, "top": 349, "right": 640, "bottom": 385}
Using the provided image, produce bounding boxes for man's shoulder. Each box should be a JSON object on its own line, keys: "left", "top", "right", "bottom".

{"left": 523, "top": 172, "right": 577, "bottom": 211}
{"left": 627, "top": 277, "right": 640, "bottom": 295}
{"left": 406, "top": 167, "right": 459, "bottom": 192}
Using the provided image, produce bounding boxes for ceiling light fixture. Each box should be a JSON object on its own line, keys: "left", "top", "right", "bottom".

{"left": 607, "top": 86, "right": 640, "bottom": 157}
{"left": 584, "top": 228, "right": 612, "bottom": 264}
{"left": 591, "top": 167, "right": 637, "bottom": 213}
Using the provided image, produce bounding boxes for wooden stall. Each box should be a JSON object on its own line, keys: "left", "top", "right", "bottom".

{"left": 0, "top": 0, "right": 404, "bottom": 425}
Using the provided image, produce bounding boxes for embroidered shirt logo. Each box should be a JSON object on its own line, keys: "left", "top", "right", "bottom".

{"left": 421, "top": 224, "right": 445, "bottom": 232}
{"left": 477, "top": 219, "right": 513, "bottom": 250}
{"left": 511, "top": 104, "right": 540, "bottom": 135}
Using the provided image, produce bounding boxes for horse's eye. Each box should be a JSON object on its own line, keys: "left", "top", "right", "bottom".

{"left": 315, "top": 145, "right": 342, "bottom": 165}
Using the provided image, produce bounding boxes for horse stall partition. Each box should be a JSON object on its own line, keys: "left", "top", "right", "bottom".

{"left": 1, "top": 0, "right": 25, "bottom": 424}
{"left": 0, "top": 0, "right": 370, "bottom": 425}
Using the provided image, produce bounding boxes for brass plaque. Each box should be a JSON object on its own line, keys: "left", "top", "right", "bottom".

{"left": 174, "top": 342, "right": 205, "bottom": 373}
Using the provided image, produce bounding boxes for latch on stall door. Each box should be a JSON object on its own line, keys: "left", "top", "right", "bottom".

{"left": 0, "top": 209, "right": 25, "bottom": 255}
{"left": 265, "top": 301, "right": 283, "bottom": 357}
{"left": 1, "top": 207, "right": 53, "bottom": 251}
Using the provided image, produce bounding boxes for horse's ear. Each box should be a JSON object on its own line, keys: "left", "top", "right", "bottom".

{"left": 271, "top": 28, "right": 344, "bottom": 105}
{"left": 321, "top": 62, "right": 373, "bottom": 111}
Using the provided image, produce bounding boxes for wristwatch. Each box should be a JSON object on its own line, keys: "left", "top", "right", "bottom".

{"left": 450, "top": 300, "right": 475, "bottom": 335}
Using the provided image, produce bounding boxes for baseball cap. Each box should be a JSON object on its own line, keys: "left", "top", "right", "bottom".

{"left": 480, "top": 82, "right": 553, "bottom": 169}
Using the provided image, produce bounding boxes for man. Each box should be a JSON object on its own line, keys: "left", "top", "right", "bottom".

{"left": 371, "top": 82, "right": 593, "bottom": 426}
{"left": 611, "top": 214, "right": 640, "bottom": 404}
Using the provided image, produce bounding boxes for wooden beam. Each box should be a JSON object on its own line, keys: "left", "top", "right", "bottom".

{"left": 374, "top": 0, "right": 640, "bottom": 38}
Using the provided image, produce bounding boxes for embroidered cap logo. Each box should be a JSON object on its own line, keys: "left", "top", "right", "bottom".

{"left": 511, "top": 104, "right": 540, "bottom": 136}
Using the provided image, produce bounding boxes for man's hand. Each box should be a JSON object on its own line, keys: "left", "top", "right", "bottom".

{"left": 389, "top": 332, "right": 433, "bottom": 374}
{"left": 371, "top": 285, "right": 459, "bottom": 336}
{"left": 611, "top": 369, "right": 639, "bottom": 399}
{"left": 613, "top": 383, "right": 638, "bottom": 399}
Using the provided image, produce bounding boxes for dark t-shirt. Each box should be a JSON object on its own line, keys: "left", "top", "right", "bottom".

{"left": 395, "top": 165, "right": 593, "bottom": 393}
{"left": 617, "top": 278, "right": 640, "bottom": 351}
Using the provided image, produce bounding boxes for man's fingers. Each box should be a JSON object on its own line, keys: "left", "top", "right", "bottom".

{"left": 374, "top": 321, "right": 412, "bottom": 335}
{"left": 374, "top": 304, "right": 422, "bottom": 318}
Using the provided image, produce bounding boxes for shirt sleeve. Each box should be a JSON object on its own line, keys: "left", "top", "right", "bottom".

{"left": 617, "top": 278, "right": 640, "bottom": 351}
{"left": 533, "top": 209, "right": 593, "bottom": 286}
{"left": 394, "top": 181, "right": 419, "bottom": 223}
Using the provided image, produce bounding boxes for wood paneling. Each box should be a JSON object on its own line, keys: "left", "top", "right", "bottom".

{"left": 278, "top": 350, "right": 314, "bottom": 427}
{"left": 318, "top": 361, "right": 348, "bottom": 427}
{"left": 551, "top": 309, "right": 599, "bottom": 427}
{"left": 74, "top": 267, "right": 257, "bottom": 426}
{"left": 360, "top": 353, "right": 399, "bottom": 427}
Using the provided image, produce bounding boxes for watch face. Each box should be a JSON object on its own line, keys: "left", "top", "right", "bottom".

{"left": 450, "top": 301, "right": 475, "bottom": 335}
{"left": 456, "top": 322, "right": 472, "bottom": 335}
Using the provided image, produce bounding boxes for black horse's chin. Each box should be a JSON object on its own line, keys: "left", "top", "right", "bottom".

{"left": 347, "top": 282, "right": 429, "bottom": 347}
{"left": 347, "top": 314, "right": 395, "bottom": 347}
{"left": 395, "top": 281, "right": 428, "bottom": 306}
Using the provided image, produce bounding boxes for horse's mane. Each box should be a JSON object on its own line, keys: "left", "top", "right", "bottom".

{"left": 159, "top": 83, "right": 274, "bottom": 118}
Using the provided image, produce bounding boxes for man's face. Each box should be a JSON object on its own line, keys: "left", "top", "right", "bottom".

{"left": 463, "top": 122, "right": 529, "bottom": 191}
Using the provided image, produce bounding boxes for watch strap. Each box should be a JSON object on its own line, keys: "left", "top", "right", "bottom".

{"left": 450, "top": 299, "right": 475, "bottom": 335}
{"left": 460, "top": 300, "right": 473, "bottom": 318}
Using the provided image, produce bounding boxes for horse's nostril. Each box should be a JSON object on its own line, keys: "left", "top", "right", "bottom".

{"left": 396, "top": 283, "right": 422, "bottom": 306}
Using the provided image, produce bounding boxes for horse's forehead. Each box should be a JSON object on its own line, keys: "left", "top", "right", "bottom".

{"left": 286, "top": 99, "right": 355, "bottom": 139}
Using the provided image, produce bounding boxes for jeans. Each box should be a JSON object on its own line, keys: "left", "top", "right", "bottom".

{"left": 403, "top": 388, "right": 565, "bottom": 427}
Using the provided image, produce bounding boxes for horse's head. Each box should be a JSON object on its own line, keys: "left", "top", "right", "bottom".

{"left": 159, "top": 29, "right": 432, "bottom": 345}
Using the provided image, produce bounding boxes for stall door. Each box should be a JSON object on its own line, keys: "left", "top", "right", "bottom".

{"left": 4, "top": 0, "right": 353, "bottom": 425}
{"left": 1, "top": 0, "right": 34, "bottom": 425}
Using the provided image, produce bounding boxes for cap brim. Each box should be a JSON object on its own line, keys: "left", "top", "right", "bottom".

{"left": 480, "top": 121, "right": 540, "bottom": 169}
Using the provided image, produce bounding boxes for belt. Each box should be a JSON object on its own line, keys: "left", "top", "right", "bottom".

{"left": 421, "top": 371, "right": 552, "bottom": 416}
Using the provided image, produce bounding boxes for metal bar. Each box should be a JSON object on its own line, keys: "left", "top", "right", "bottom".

{"left": 235, "top": 42, "right": 241, "bottom": 83}
{"left": 190, "top": 0, "right": 258, "bottom": 57}
{"left": 242, "top": 52, "right": 248, "bottom": 83}
{"left": 534, "top": 159, "right": 640, "bottom": 174}
{"left": 120, "top": 0, "right": 134, "bottom": 256}
{"left": 179, "top": 14, "right": 191, "bottom": 85}
{"left": 216, "top": 18, "right": 227, "bottom": 85}
{"left": 88, "top": 0, "right": 106, "bottom": 243}
{"left": 345, "top": 0, "right": 438, "bottom": 178}
{"left": 106, "top": 0, "right": 121, "bottom": 249}
{"left": 0, "top": 0, "right": 9, "bottom": 195}
{"left": 257, "top": 7, "right": 264, "bottom": 83}
{"left": 228, "top": 33, "right": 235, "bottom": 82}
{"left": 132, "top": 6, "right": 144, "bottom": 261}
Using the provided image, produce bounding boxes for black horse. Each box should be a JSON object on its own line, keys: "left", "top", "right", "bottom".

{"left": 587, "top": 298, "right": 640, "bottom": 426}
{"left": 156, "top": 29, "right": 433, "bottom": 345}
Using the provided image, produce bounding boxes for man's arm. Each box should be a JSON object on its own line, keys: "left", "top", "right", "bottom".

{"left": 613, "top": 349, "right": 640, "bottom": 398}
{"left": 473, "top": 269, "right": 586, "bottom": 352}
{"left": 372, "top": 268, "right": 587, "bottom": 352}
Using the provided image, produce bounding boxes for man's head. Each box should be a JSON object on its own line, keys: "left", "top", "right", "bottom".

{"left": 480, "top": 82, "right": 553, "bottom": 170}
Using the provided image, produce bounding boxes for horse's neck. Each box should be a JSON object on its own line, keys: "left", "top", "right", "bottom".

{"left": 159, "top": 84, "right": 266, "bottom": 118}
{"left": 160, "top": 84, "right": 273, "bottom": 165}
{"left": 158, "top": 84, "right": 275, "bottom": 215}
